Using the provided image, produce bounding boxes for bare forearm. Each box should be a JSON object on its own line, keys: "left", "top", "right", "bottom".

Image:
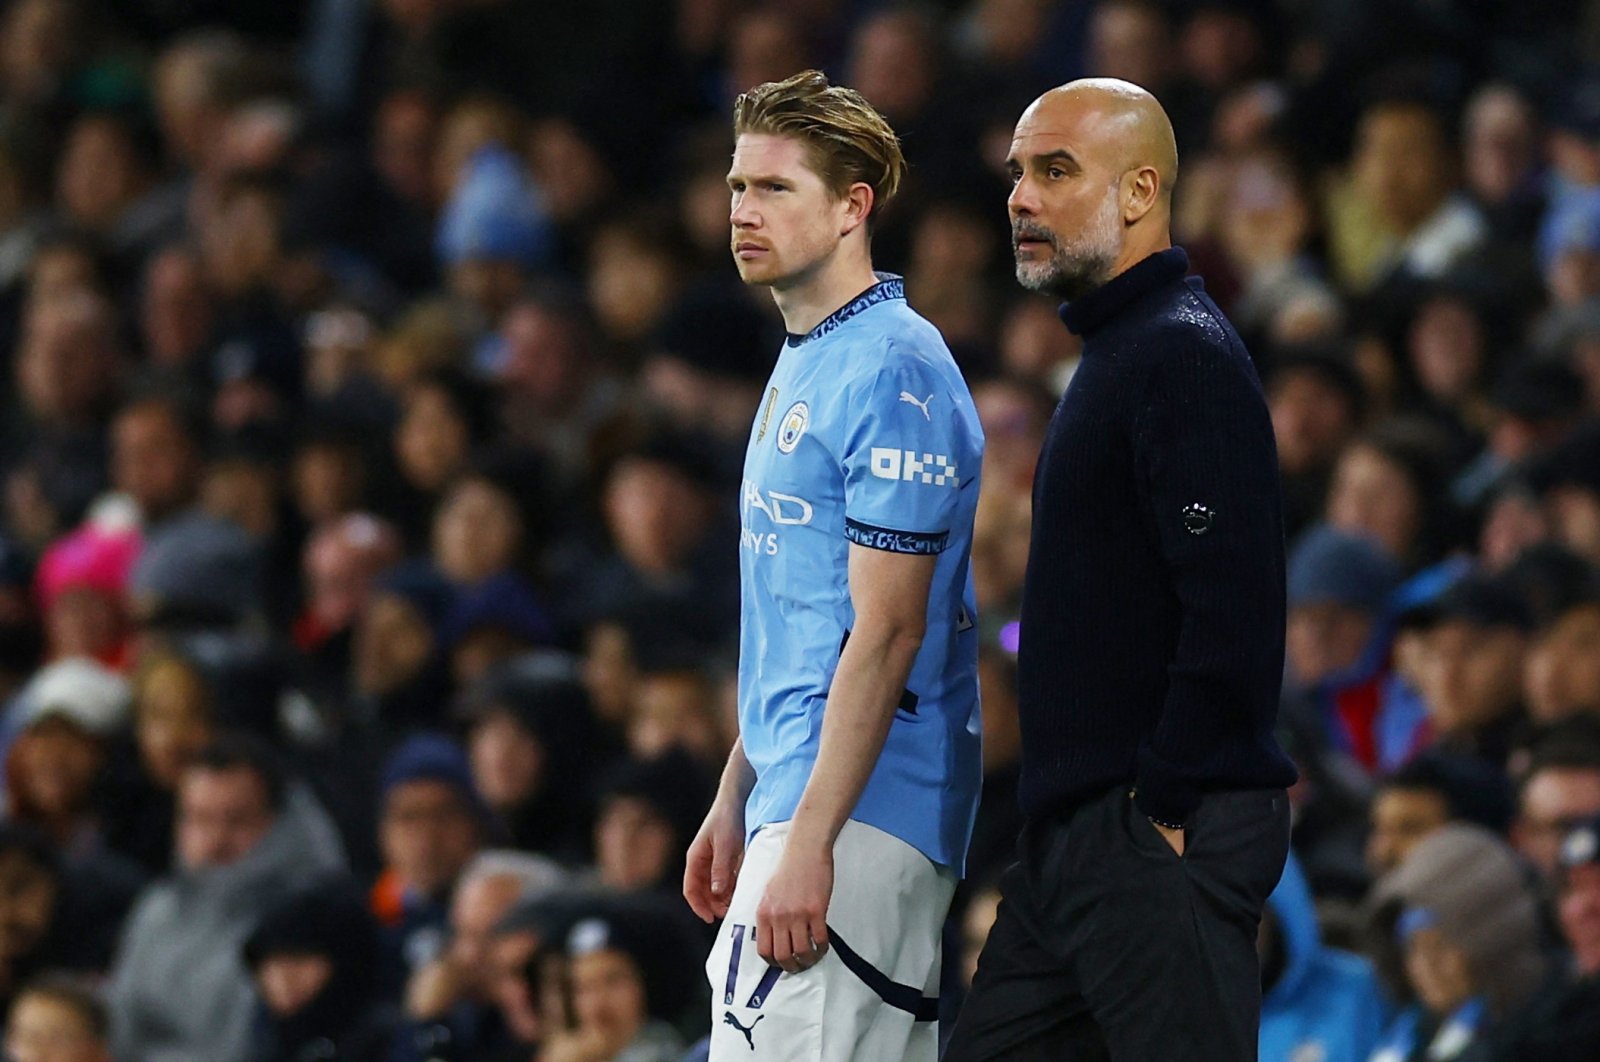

{"left": 788, "top": 623, "right": 924, "bottom": 851}
{"left": 718, "top": 736, "right": 757, "bottom": 806}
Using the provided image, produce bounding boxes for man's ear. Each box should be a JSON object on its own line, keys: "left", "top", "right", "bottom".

{"left": 840, "top": 182, "right": 876, "bottom": 237}
{"left": 1122, "top": 166, "right": 1161, "bottom": 224}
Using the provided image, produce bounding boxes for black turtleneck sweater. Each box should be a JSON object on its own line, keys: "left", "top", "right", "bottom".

{"left": 1016, "top": 247, "right": 1297, "bottom": 827}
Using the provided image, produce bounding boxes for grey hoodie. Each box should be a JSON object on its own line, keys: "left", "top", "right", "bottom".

{"left": 108, "top": 784, "right": 347, "bottom": 1062}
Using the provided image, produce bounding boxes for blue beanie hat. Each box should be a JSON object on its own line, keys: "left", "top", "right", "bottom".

{"left": 1287, "top": 525, "right": 1402, "bottom": 614}
{"left": 436, "top": 145, "right": 553, "bottom": 270}
{"left": 375, "top": 561, "right": 456, "bottom": 634}
{"left": 381, "top": 732, "right": 491, "bottom": 825}
{"left": 441, "top": 571, "right": 554, "bottom": 650}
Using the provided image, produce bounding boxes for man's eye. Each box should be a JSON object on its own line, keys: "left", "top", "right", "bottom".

{"left": 1048, "top": 167, "right": 1066, "bottom": 180}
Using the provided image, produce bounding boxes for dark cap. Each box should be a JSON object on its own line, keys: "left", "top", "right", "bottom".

{"left": 1404, "top": 574, "right": 1534, "bottom": 632}
{"left": 1491, "top": 358, "right": 1586, "bottom": 423}
{"left": 1287, "top": 525, "right": 1402, "bottom": 614}
{"left": 1524, "top": 422, "right": 1600, "bottom": 497}
{"left": 1268, "top": 343, "right": 1367, "bottom": 415}
{"left": 1553, "top": 75, "right": 1600, "bottom": 141}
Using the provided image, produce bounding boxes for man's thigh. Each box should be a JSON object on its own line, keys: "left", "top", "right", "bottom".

{"left": 1069, "top": 787, "right": 1290, "bottom": 1062}
{"left": 942, "top": 851, "right": 1108, "bottom": 1062}
{"left": 704, "top": 820, "right": 954, "bottom": 1062}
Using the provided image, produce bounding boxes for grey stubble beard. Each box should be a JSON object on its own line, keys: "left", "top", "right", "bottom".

{"left": 1013, "top": 183, "right": 1123, "bottom": 301}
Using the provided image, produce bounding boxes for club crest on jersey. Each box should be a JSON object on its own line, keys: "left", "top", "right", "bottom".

{"left": 776, "top": 401, "right": 809, "bottom": 454}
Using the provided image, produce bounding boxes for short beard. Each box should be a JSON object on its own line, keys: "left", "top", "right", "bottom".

{"left": 1013, "top": 183, "right": 1123, "bottom": 300}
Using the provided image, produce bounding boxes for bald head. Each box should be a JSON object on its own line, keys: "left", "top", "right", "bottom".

{"left": 1019, "top": 79, "right": 1177, "bottom": 198}
{"left": 1005, "top": 78, "right": 1177, "bottom": 299}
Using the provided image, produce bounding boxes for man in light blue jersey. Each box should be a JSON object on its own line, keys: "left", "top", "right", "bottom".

{"left": 681, "top": 70, "right": 984, "bottom": 1062}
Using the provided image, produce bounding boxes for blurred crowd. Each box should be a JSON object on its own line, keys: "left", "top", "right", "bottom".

{"left": 0, "top": 0, "right": 1596, "bottom": 1060}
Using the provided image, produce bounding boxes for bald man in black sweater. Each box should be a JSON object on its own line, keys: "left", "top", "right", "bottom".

{"left": 945, "top": 80, "right": 1297, "bottom": 1061}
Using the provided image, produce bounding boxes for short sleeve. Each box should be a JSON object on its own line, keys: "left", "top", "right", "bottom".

{"left": 840, "top": 359, "right": 977, "bottom": 555}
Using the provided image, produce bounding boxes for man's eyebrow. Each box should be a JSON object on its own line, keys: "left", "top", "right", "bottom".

{"left": 1005, "top": 148, "right": 1080, "bottom": 170}
{"left": 726, "top": 171, "right": 789, "bottom": 185}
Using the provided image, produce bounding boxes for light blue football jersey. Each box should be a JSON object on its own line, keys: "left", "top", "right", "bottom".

{"left": 737, "top": 274, "right": 984, "bottom": 871}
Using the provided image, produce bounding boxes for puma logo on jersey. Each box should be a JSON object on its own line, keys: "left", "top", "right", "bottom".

{"left": 899, "top": 391, "right": 933, "bottom": 420}
{"left": 723, "top": 1011, "right": 764, "bottom": 1050}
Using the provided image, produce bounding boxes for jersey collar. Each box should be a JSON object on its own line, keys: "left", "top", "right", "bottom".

{"left": 785, "top": 273, "right": 905, "bottom": 347}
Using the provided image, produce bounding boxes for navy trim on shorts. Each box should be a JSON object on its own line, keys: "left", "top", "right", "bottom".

{"left": 825, "top": 926, "right": 940, "bottom": 1022}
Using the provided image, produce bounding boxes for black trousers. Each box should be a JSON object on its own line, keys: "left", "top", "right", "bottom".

{"left": 944, "top": 785, "right": 1291, "bottom": 1061}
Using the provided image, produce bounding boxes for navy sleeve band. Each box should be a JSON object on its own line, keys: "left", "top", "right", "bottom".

{"left": 844, "top": 518, "right": 949, "bottom": 555}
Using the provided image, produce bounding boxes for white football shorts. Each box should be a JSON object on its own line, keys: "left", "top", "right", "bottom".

{"left": 704, "top": 818, "right": 957, "bottom": 1062}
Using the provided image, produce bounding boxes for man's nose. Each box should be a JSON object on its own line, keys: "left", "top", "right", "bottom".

{"left": 1008, "top": 176, "right": 1038, "bottom": 217}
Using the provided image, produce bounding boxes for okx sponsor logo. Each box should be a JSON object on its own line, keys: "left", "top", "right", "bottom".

{"left": 869, "top": 448, "right": 959, "bottom": 486}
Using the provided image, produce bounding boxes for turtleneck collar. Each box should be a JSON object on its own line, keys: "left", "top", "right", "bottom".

{"left": 1057, "top": 247, "right": 1190, "bottom": 339}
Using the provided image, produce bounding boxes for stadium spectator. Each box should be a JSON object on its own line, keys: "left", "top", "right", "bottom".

{"left": 1284, "top": 524, "right": 1401, "bottom": 692}
{"left": 592, "top": 751, "right": 713, "bottom": 895}
{"left": 1258, "top": 854, "right": 1385, "bottom": 1062}
{"left": 241, "top": 880, "right": 395, "bottom": 1062}
{"left": 1403, "top": 574, "right": 1533, "bottom": 767}
{"left": 370, "top": 734, "right": 488, "bottom": 994}
{"left": 456, "top": 652, "right": 604, "bottom": 860}
{"left": 107, "top": 735, "right": 346, "bottom": 1062}
{"left": 1493, "top": 813, "right": 1600, "bottom": 1059}
{"left": 4, "top": 975, "right": 110, "bottom": 1062}
{"left": 349, "top": 563, "right": 455, "bottom": 734}
{"left": 1362, "top": 825, "right": 1548, "bottom": 1062}
{"left": 1365, "top": 752, "right": 1515, "bottom": 877}
{"left": 1512, "top": 721, "right": 1600, "bottom": 879}
{"left": 400, "top": 849, "right": 566, "bottom": 1062}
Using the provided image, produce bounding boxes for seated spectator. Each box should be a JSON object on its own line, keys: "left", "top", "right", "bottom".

{"left": 371, "top": 734, "right": 488, "bottom": 994}
{"left": 626, "top": 661, "right": 728, "bottom": 767}
{"left": 1408, "top": 574, "right": 1534, "bottom": 767}
{"left": 432, "top": 450, "right": 550, "bottom": 586}
{"left": 591, "top": 751, "right": 713, "bottom": 895}
{"left": 456, "top": 651, "right": 607, "bottom": 860}
{"left": 108, "top": 734, "right": 346, "bottom": 1062}
{"left": 1267, "top": 346, "right": 1367, "bottom": 541}
{"left": 1366, "top": 752, "right": 1514, "bottom": 878}
{"left": 401, "top": 850, "right": 567, "bottom": 1062}
{"left": 127, "top": 510, "right": 263, "bottom": 633}
{"left": 350, "top": 562, "right": 455, "bottom": 734}
{"left": 1285, "top": 524, "right": 1401, "bottom": 693}
{"left": 292, "top": 512, "right": 403, "bottom": 674}
{"left": 104, "top": 639, "right": 285, "bottom": 874}
{"left": 1493, "top": 814, "right": 1600, "bottom": 1059}
{"left": 546, "top": 905, "right": 694, "bottom": 1062}
{"left": 1363, "top": 825, "right": 1548, "bottom": 1062}
{"left": 562, "top": 432, "right": 734, "bottom": 649}
{"left": 1526, "top": 421, "right": 1600, "bottom": 565}
{"left": 389, "top": 369, "right": 493, "bottom": 545}
{"left": 1325, "top": 419, "right": 1455, "bottom": 570}
{"left": 4, "top": 659, "right": 130, "bottom": 854}
{"left": 1512, "top": 720, "right": 1600, "bottom": 880}
{"left": 4, "top": 975, "right": 110, "bottom": 1062}
{"left": 32, "top": 524, "right": 140, "bottom": 669}
{"left": 437, "top": 143, "right": 553, "bottom": 334}
{"left": 0, "top": 824, "right": 131, "bottom": 1015}
{"left": 242, "top": 879, "right": 395, "bottom": 1062}
{"left": 1258, "top": 854, "right": 1386, "bottom": 1062}
{"left": 441, "top": 571, "right": 556, "bottom": 687}
{"left": 1524, "top": 591, "right": 1600, "bottom": 727}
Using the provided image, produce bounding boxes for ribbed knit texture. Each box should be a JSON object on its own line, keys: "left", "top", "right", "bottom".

{"left": 1016, "top": 247, "right": 1298, "bottom": 826}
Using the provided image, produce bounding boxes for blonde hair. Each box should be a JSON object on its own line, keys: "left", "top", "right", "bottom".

{"left": 732, "top": 70, "right": 906, "bottom": 227}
